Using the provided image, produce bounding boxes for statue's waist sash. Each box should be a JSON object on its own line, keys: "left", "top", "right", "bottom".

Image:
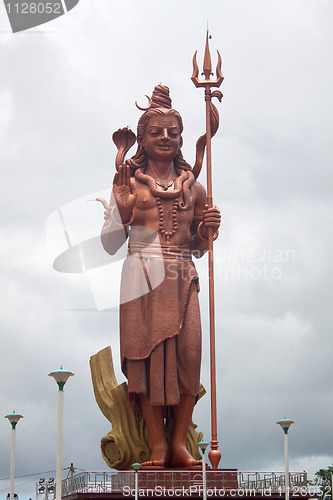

{"left": 128, "top": 241, "right": 192, "bottom": 261}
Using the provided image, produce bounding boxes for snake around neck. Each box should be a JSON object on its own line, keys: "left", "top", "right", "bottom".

{"left": 134, "top": 167, "right": 197, "bottom": 240}
{"left": 134, "top": 167, "right": 196, "bottom": 210}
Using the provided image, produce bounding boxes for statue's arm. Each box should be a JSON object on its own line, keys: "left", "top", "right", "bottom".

{"left": 100, "top": 193, "right": 129, "bottom": 256}
{"left": 100, "top": 165, "right": 137, "bottom": 256}
{"left": 191, "top": 182, "right": 221, "bottom": 257}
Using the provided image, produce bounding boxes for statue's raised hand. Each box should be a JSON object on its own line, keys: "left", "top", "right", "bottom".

{"left": 112, "top": 164, "right": 136, "bottom": 223}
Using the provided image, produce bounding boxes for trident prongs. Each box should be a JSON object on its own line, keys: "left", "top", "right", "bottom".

{"left": 191, "top": 31, "right": 224, "bottom": 88}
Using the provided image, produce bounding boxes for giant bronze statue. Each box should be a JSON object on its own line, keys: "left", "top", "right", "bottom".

{"left": 98, "top": 84, "right": 220, "bottom": 469}
{"left": 91, "top": 34, "right": 223, "bottom": 470}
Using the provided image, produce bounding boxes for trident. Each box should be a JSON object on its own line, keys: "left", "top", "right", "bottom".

{"left": 191, "top": 31, "right": 224, "bottom": 470}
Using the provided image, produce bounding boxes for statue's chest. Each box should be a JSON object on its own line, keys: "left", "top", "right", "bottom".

{"left": 135, "top": 184, "right": 158, "bottom": 210}
{"left": 135, "top": 182, "right": 195, "bottom": 213}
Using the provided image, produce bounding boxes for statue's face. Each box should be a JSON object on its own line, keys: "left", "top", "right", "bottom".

{"left": 139, "top": 115, "right": 182, "bottom": 163}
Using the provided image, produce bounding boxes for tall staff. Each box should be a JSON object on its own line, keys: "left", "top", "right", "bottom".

{"left": 191, "top": 31, "right": 224, "bottom": 469}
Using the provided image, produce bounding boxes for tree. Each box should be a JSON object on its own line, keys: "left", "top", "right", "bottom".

{"left": 312, "top": 468, "right": 333, "bottom": 500}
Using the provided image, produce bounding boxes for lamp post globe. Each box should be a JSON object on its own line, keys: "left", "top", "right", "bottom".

{"left": 5, "top": 411, "right": 23, "bottom": 429}
{"left": 198, "top": 441, "right": 210, "bottom": 454}
{"left": 49, "top": 367, "right": 74, "bottom": 391}
{"left": 49, "top": 367, "right": 74, "bottom": 500}
{"left": 277, "top": 418, "right": 294, "bottom": 434}
{"left": 5, "top": 411, "right": 23, "bottom": 500}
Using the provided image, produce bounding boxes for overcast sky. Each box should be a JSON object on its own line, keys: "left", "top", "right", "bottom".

{"left": 1, "top": 0, "right": 333, "bottom": 498}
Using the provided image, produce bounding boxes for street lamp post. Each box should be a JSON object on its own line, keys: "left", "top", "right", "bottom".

{"left": 49, "top": 367, "right": 74, "bottom": 500}
{"left": 5, "top": 411, "right": 23, "bottom": 500}
{"left": 277, "top": 418, "right": 294, "bottom": 500}
{"left": 198, "top": 441, "right": 209, "bottom": 500}
{"left": 132, "top": 463, "right": 141, "bottom": 500}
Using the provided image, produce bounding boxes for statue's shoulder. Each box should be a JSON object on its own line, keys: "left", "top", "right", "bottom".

{"left": 190, "top": 179, "right": 207, "bottom": 210}
{"left": 192, "top": 179, "right": 207, "bottom": 198}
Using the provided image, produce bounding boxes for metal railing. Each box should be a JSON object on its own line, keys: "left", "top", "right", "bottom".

{"left": 61, "top": 470, "right": 308, "bottom": 496}
{"left": 61, "top": 471, "right": 134, "bottom": 496}
{"left": 238, "top": 472, "right": 308, "bottom": 493}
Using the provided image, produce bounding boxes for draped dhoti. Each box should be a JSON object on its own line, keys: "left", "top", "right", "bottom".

{"left": 119, "top": 241, "right": 202, "bottom": 412}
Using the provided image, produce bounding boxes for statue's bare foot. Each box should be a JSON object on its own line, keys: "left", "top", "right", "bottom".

{"left": 169, "top": 445, "right": 202, "bottom": 469}
{"left": 141, "top": 446, "right": 168, "bottom": 469}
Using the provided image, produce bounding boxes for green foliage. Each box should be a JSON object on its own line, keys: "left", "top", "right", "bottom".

{"left": 311, "top": 468, "right": 333, "bottom": 500}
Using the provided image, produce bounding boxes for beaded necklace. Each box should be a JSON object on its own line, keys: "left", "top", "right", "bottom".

{"left": 156, "top": 197, "right": 178, "bottom": 240}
